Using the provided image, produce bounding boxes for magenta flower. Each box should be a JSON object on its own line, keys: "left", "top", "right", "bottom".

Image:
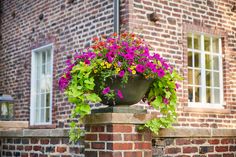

{"left": 119, "top": 70, "right": 125, "bottom": 78}
{"left": 84, "top": 60, "right": 90, "bottom": 65}
{"left": 117, "top": 90, "right": 123, "bottom": 99}
{"left": 59, "top": 77, "right": 69, "bottom": 91}
{"left": 163, "top": 97, "right": 169, "bottom": 105}
{"left": 102, "top": 87, "right": 110, "bottom": 95}
{"left": 157, "top": 68, "right": 165, "bottom": 78}
{"left": 136, "top": 64, "right": 145, "bottom": 73}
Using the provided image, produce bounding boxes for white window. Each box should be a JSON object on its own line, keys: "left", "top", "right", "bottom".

{"left": 30, "top": 44, "right": 53, "bottom": 125}
{"left": 187, "top": 33, "right": 223, "bottom": 108}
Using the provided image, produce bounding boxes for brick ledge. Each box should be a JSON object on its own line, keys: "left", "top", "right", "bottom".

{"left": 0, "top": 128, "right": 236, "bottom": 138}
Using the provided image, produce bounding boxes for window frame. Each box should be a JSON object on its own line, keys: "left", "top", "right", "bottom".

{"left": 187, "top": 33, "right": 224, "bottom": 109}
{"left": 30, "top": 44, "right": 54, "bottom": 125}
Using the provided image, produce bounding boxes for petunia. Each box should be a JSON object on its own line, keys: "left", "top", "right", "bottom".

{"left": 136, "top": 64, "right": 145, "bottom": 73}
{"left": 102, "top": 87, "right": 110, "bottom": 95}
{"left": 84, "top": 60, "right": 90, "bottom": 65}
{"left": 117, "top": 90, "right": 123, "bottom": 99}
{"left": 119, "top": 70, "right": 125, "bottom": 77}
{"left": 157, "top": 68, "right": 165, "bottom": 78}
{"left": 59, "top": 77, "right": 69, "bottom": 91}
{"left": 163, "top": 97, "right": 169, "bottom": 105}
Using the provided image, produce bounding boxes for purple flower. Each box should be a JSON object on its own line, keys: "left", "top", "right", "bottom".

{"left": 124, "top": 53, "right": 134, "bottom": 60}
{"left": 157, "top": 68, "right": 165, "bottom": 78}
{"left": 84, "top": 60, "right": 90, "bottom": 65}
{"left": 117, "top": 90, "right": 123, "bottom": 99}
{"left": 59, "top": 77, "right": 69, "bottom": 91}
{"left": 102, "top": 87, "right": 110, "bottom": 95}
{"left": 66, "top": 59, "right": 72, "bottom": 66}
{"left": 163, "top": 97, "right": 169, "bottom": 105}
{"left": 175, "top": 83, "right": 180, "bottom": 90}
{"left": 117, "top": 61, "right": 122, "bottom": 67}
{"left": 119, "top": 70, "right": 125, "bottom": 77}
{"left": 136, "top": 64, "right": 145, "bottom": 73}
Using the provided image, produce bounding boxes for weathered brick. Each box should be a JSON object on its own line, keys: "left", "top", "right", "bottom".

{"left": 215, "top": 146, "right": 228, "bottom": 152}
{"left": 107, "top": 143, "right": 133, "bottom": 150}
{"left": 183, "top": 146, "right": 198, "bottom": 153}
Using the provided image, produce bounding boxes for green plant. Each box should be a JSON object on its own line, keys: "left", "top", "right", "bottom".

{"left": 59, "top": 32, "right": 182, "bottom": 142}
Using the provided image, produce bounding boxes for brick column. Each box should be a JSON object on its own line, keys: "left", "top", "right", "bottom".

{"left": 84, "top": 112, "right": 153, "bottom": 157}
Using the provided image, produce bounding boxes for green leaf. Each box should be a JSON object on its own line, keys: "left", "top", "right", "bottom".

{"left": 151, "top": 96, "right": 162, "bottom": 109}
{"left": 86, "top": 93, "right": 101, "bottom": 103}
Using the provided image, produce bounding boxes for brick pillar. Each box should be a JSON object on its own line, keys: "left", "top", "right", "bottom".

{"left": 84, "top": 112, "right": 153, "bottom": 157}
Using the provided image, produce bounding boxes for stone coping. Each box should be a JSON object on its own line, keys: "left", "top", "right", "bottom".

{"left": 0, "top": 128, "right": 236, "bottom": 138}
{"left": 84, "top": 113, "right": 156, "bottom": 124}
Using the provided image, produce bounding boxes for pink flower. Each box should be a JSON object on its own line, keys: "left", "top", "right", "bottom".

{"left": 117, "top": 90, "right": 123, "bottom": 99}
{"left": 102, "top": 87, "right": 110, "bottom": 95}
{"left": 84, "top": 60, "right": 90, "bottom": 65}
{"left": 119, "top": 70, "right": 125, "bottom": 77}
{"left": 163, "top": 97, "right": 169, "bottom": 105}
{"left": 157, "top": 68, "right": 165, "bottom": 78}
{"left": 136, "top": 64, "right": 145, "bottom": 73}
{"left": 59, "top": 77, "right": 69, "bottom": 91}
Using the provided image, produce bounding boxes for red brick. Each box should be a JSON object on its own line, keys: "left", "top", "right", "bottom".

{"left": 215, "top": 146, "right": 228, "bottom": 152}
{"left": 56, "top": 146, "right": 67, "bottom": 153}
{"left": 25, "top": 146, "right": 32, "bottom": 151}
{"left": 17, "top": 145, "right": 23, "bottom": 150}
{"left": 107, "top": 143, "right": 133, "bottom": 150}
{"left": 124, "top": 134, "right": 143, "bottom": 141}
{"left": 99, "top": 151, "right": 122, "bottom": 157}
{"left": 208, "top": 139, "right": 220, "bottom": 144}
{"left": 176, "top": 139, "right": 191, "bottom": 145}
{"left": 221, "top": 139, "right": 234, "bottom": 144}
{"left": 85, "top": 151, "right": 97, "bottom": 157}
{"left": 91, "top": 125, "right": 105, "bottom": 132}
{"left": 183, "top": 147, "right": 198, "bottom": 153}
{"left": 107, "top": 124, "right": 133, "bottom": 132}
{"left": 99, "top": 134, "right": 122, "bottom": 141}
{"left": 91, "top": 142, "right": 105, "bottom": 149}
{"left": 9, "top": 145, "right": 15, "bottom": 150}
{"left": 135, "top": 142, "right": 152, "bottom": 150}
{"left": 229, "top": 146, "right": 236, "bottom": 151}
{"left": 31, "top": 138, "right": 39, "bottom": 144}
{"left": 191, "top": 139, "right": 206, "bottom": 144}
{"left": 124, "top": 151, "right": 142, "bottom": 157}
{"left": 165, "top": 147, "right": 181, "bottom": 154}
{"left": 33, "top": 146, "right": 42, "bottom": 151}
{"left": 21, "top": 153, "right": 29, "bottom": 157}
{"left": 223, "top": 153, "right": 234, "bottom": 157}
{"left": 85, "top": 134, "right": 97, "bottom": 141}
{"left": 40, "top": 139, "right": 50, "bottom": 144}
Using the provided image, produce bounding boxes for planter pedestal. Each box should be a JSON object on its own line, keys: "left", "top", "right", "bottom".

{"left": 84, "top": 108, "right": 153, "bottom": 157}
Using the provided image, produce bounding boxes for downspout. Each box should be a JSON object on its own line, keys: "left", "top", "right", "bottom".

{"left": 114, "top": 0, "right": 120, "bottom": 34}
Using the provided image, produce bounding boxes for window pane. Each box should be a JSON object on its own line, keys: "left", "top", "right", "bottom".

{"left": 188, "top": 87, "right": 193, "bottom": 102}
{"left": 188, "top": 51, "right": 193, "bottom": 67}
{"left": 204, "top": 36, "right": 210, "bottom": 52}
{"left": 206, "top": 88, "right": 212, "bottom": 103}
{"left": 213, "top": 56, "right": 219, "bottom": 70}
{"left": 205, "top": 54, "right": 211, "bottom": 69}
{"left": 214, "top": 89, "right": 220, "bottom": 104}
{"left": 36, "top": 94, "right": 40, "bottom": 109}
{"left": 41, "top": 94, "right": 45, "bottom": 108}
{"left": 195, "top": 69, "right": 201, "bottom": 85}
{"left": 206, "top": 71, "right": 211, "bottom": 87}
{"left": 214, "top": 72, "right": 220, "bottom": 87}
{"left": 46, "top": 93, "right": 50, "bottom": 107}
{"left": 194, "top": 53, "right": 200, "bottom": 68}
{"left": 194, "top": 34, "right": 201, "bottom": 50}
{"left": 35, "top": 109, "right": 40, "bottom": 123}
{"left": 195, "top": 87, "right": 200, "bottom": 102}
{"left": 46, "top": 108, "right": 50, "bottom": 123}
{"left": 47, "top": 50, "right": 51, "bottom": 64}
{"left": 42, "top": 51, "right": 46, "bottom": 64}
{"left": 188, "top": 69, "right": 193, "bottom": 85}
{"left": 41, "top": 108, "right": 45, "bottom": 123}
{"left": 212, "top": 38, "right": 219, "bottom": 53}
{"left": 187, "top": 35, "right": 192, "bottom": 48}
{"left": 46, "top": 63, "right": 51, "bottom": 75}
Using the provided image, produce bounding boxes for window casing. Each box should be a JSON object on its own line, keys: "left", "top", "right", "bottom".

{"left": 187, "top": 33, "right": 223, "bottom": 108}
{"left": 30, "top": 44, "right": 53, "bottom": 125}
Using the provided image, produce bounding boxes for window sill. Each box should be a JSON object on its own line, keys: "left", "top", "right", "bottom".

{"left": 29, "top": 124, "right": 56, "bottom": 129}
{"left": 183, "top": 106, "right": 231, "bottom": 114}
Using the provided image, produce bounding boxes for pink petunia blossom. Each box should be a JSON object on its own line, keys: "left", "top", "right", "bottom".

{"left": 157, "top": 68, "right": 165, "bottom": 78}
{"left": 136, "top": 64, "right": 145, "bottom": 73}
{"left": 163, "top": 97, "right": 169, "bottom": 105}
{"left": 119, "top": 70, "right": 125, "bottom": 77}
{"left": 117, "top": 90, "right": 123, "bottom": 99}
{"left": 102, "top": 87, "right": 110, "bottom": 95}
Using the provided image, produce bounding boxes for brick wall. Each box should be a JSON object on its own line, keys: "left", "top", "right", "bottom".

{"left": 153, "top": 137, "right": 236, "bottom": 157}
{"left": 0, "top": 0, "right": 114, "bottom": 125}
{"left": 0, "top": 137, "right": 84, "bottom": 157}
{"left": 120, "top": 0, "right": 236, "bottom": 129}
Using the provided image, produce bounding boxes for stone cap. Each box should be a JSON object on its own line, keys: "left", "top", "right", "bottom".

{"left": 84, "top": 113, "right": 156, "bottom": 125}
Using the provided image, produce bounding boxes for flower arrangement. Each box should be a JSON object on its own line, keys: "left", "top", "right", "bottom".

{"left": 59, "top": 32, "right": 181, "bottom": 142}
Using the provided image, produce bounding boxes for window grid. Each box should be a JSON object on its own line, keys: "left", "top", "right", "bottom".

{"left": 187, "top": 33, "right": 223, "bottom": 108}
{"left": 30, "top": 44, "right": 53, "bottom": 125}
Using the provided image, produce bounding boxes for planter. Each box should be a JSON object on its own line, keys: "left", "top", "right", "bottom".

{"left": 95, "top": 75, "right": 154, "bottom": 106}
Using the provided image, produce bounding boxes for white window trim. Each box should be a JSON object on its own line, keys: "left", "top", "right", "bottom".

{"left": 188, "top": 33, "right": 224, "bottom": 109}
{"left": 30, "top": 44, "right": 54, "bottom": 125}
